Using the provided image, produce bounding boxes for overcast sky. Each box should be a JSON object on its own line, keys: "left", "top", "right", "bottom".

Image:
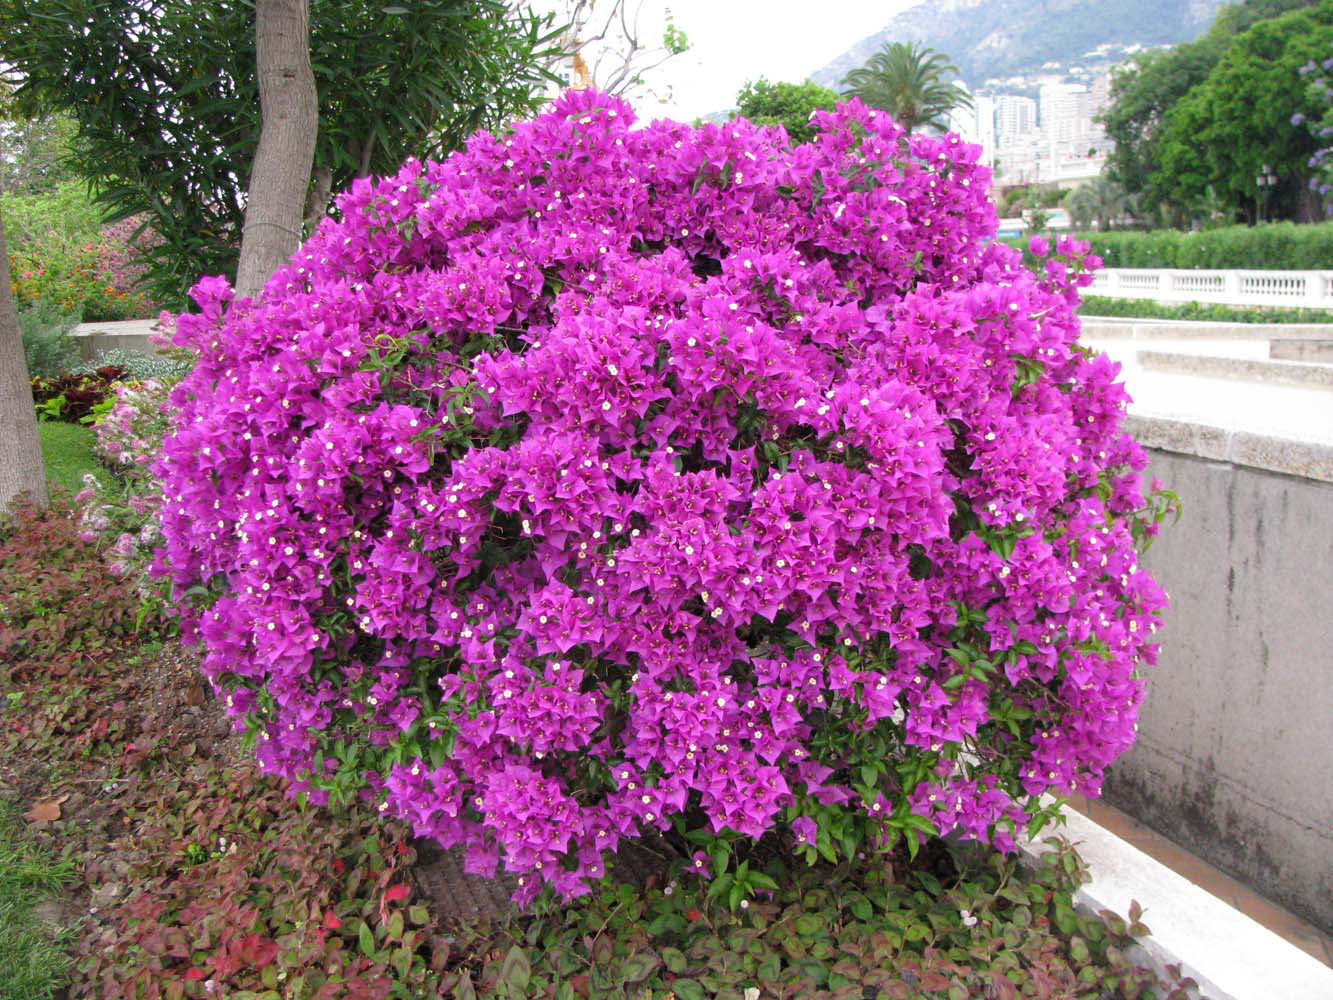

{"left": 538, "top": 1, "right": 919, "bottom": 123}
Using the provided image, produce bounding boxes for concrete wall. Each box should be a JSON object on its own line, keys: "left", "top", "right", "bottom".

{"left": 1104, "top": 431, "right": 1333, "bottom": 933}
{"left": 70, "top": 319, "right": 164, "bottom": 363}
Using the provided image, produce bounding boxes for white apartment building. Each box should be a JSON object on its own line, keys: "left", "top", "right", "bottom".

{"left": 946, "top": 89, "right": 997, "bottom": 169}
{"left": 1039, "top": 81, "right": 1088, "bottom": 144}
{"left": 994, "top": 95, "right": 1038, "bottom": 145}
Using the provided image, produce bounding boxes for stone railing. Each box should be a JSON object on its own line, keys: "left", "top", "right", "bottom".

{"left": 1089, "top": 268, "right": 1333, "bottom": 309}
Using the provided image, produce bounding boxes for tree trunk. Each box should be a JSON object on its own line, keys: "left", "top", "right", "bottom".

{"left": 234, "top": 0, "right": 318, "bottom": 302}
{"left": 0, "top": 211, "right": 48, "bottom": 513}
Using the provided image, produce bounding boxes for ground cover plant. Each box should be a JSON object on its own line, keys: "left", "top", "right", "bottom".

{"left": 449, "top": 841, "right": 1193, "bottom": 1000}
{"left": 158, "top": 90, "right": 1175, "bottom": 910}
{"left": 0, "top": 500, "right": 1188, "bottom": 999}
{"left": 0, "top": 499, "right": 466, "bottom": 999}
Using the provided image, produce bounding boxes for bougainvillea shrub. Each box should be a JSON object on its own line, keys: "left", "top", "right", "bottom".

{"left": 158, "top": 91, "right": 1170, "bottom": 905}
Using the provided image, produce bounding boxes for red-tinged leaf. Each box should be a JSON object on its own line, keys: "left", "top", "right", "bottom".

{"left": 184, "top": 969, "right": 206, "bottom": 982}
{"left": 323, "top": 909, "right": 343, "bottom": 930}
{"left": 383, "top": 883, "right": 410, "bottom": 904}
{"left": 920, "top": 971, "right": 954, "bottom": 991}
{"left": 453, "top": 972, "right": 477, "bottom": 1000}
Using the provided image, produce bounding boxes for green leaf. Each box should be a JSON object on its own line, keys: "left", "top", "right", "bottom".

{"left": 619, "top": 950, "right": 660, "bottom": 984}
{"left": 709, "top": 843, "right": 729, "bottom": 878}
{"left": 499, "top": 944, "right": 531, "bottom": 992}
{"left": 394, "top": 945, "right": 413, "bottom": 979}
{"left": 661, "top": 946, "right": 687, "bottom": 973}
{"left": 358, "top": 921, "right": 375, "bottom": 956}
{"left": 670, "top": 979, "right": 707, "bottom": 1000}
{"left": 793, "top": 913, "right": 824, "bottom": 937}
{"left": 646, "top": 911, "right": 686, "bottom": 937}
{"left": 728, "top": 879, "right": 745, "bottom": 912}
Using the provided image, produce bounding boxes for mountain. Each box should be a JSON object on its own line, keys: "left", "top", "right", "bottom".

{"left": 810, "top": 0, "right": 1228, "bottom": 90}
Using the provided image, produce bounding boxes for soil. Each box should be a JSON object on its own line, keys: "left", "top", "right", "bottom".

{"left": 0, "top": 644, "right": 240, "bottom": 937}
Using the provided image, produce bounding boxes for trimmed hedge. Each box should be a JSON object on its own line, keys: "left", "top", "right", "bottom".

{"left": 1004, "top": 221, "right": 1333, "bottom": 271}
{"left": 1078, "top": 295, "right": 1333, "bottom": 323}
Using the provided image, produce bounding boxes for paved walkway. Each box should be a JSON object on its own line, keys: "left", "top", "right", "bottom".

{"left": 1081, "top": 319, "right": 1333, "bottom": 446}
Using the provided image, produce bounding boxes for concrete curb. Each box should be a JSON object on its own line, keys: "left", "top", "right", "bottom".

{"left": 1136, "top": 350, "right": 1333, "bottom": 390}
{"left": 1125, "top": 414, "right": 1333, "bottom": 483}
{"left": 1017, "top": 809, "right": 1333, "bottom": 1000}
{"left": 1082, "top": 319, "right": 1333, "bottom": 341}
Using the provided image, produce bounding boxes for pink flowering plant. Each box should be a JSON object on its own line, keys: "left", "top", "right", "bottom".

{"left": 72, "top": 378, "right": 177, "bottom": 628}
{"left": 93, "top": 378, "right": 177, "bottom": 485}
{"left": 157, "top": 91, "right": 1172, "bottom": 907}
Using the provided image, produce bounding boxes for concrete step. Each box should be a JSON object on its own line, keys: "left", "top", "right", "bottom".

{"left": 1271, "top": 340, "right": 1333, "bottom": 363}
{"left": 1136, "top": 350, "right": 1333, "bottom": 390}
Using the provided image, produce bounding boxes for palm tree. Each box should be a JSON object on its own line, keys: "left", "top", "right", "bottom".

{"left": 840, "top": 42, "right": 972, "bottom": 134}
{"left": 1064, "top": 176, "right": 1129, "bottom": 231}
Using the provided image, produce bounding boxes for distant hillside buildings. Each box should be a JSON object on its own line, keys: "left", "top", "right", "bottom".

{"left": 947, "top": 45, "right": 1140, "bottom": 188}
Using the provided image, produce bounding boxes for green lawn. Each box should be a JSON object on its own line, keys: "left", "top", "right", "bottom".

{"left": 37, "top": 422, "right": 100, "bottom": 495}
{"left": 0, "top": 800, "right": 73, "bottom": 1000}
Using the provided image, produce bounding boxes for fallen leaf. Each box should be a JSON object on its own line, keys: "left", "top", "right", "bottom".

{"left": 25, "top": 792, "right": 71, "bottom": 822}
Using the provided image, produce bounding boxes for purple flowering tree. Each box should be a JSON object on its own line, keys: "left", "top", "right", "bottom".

{"left": 157, "top": 91, "right": 1171, "bottom": 906}
{"left": 1294, "top": 57, "right": 1333, "bottom": 215}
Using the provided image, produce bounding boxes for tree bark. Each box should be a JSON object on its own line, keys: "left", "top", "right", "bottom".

{"left": 0, "top": 210, "right": 48, "bottom": 513}
{"left": 234, "top": 0, "right": 318, "bottom": 302}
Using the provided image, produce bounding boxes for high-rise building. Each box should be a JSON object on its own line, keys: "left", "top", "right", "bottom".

{"left": 946, "top": 87, "right": 996, "bottom": 168}
{"left": 1039, "top": 81, "right": 1087, "bottom": 144}
{"left": 994, "top": 95, "right": 1037, "bottom": 144}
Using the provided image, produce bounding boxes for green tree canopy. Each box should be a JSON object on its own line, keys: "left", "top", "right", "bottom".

{"left": 839, "top": 42, "right": 972, "bottom": 134}
{"left": 1153, "top": 0, "right": 1333, "bottom": 222}
{"left": 1100, "top": 0, "right": 1319, "bottom": 221}
{"left": 731, "top": 78, "right": 839, "bottom": 145}
{"left": 0, "top": 0, "right": 561, "bottom": 306}
{"left": 0, "top": 88, "right": 77, "bottom": 197}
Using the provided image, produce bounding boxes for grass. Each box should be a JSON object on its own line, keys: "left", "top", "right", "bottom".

{"left": 37, "top": 421, "right": 100, "bottom": 495}
{"left": 0, "top": 799, "right": 74, "bottom": 1000}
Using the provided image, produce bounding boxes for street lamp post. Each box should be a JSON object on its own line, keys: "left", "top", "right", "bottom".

{"left": 1256, "top": 163, "right": 1277, "bottom": 224}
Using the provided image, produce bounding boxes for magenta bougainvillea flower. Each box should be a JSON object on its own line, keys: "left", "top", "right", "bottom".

{"left": 157, "top": 91, "right": 1168, "bottom": 905}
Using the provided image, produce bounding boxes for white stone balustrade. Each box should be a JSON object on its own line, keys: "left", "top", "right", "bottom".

{"left": 1088, "top": 268, "right": 1333, "bottom": 309}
